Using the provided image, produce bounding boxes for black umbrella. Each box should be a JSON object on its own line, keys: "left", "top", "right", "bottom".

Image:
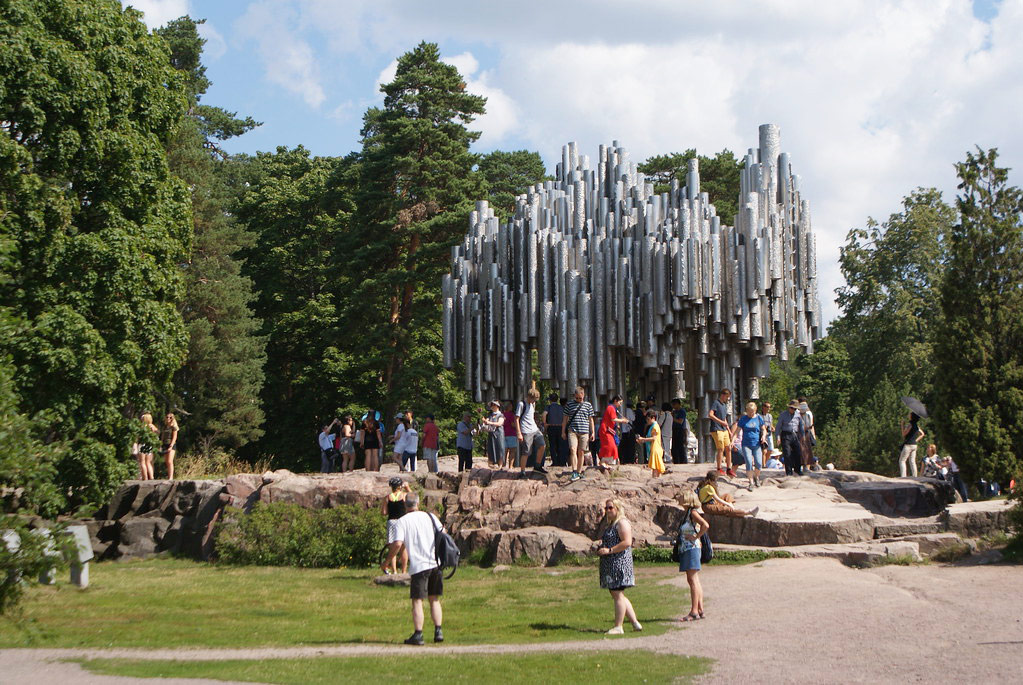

{"left": 901, "top": 396, "right": 929, "bottom": 419}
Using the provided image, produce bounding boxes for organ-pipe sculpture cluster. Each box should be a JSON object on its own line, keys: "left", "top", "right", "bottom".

{"left": 442, "top": 124, "right": 821, "bottom": 434}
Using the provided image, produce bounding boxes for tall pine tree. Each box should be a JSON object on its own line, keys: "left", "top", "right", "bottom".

{"left": 347, "top": 42, "right": 485, "bottom": 417}
{"left": 156, "top": 17, "right": 267, "bottom": 453}
{"left": 933, "top": 148, "right": 1023, "bottom": 487}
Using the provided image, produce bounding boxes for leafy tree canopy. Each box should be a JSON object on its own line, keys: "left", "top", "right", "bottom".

{"left": 639, "top": 149, "right": 743, "bottom": 225}
{"left": 478, "top": 149, "right": 548, "bottom": 220}
{"left": 0, "top": 0, "right": 193, "bottom": 506}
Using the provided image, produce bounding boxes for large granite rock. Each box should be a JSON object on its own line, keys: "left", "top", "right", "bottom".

{"left": 944, "top": 500, "right": 1014, "bottom": 538}
{"left": 704, "top": 475, "right": 875, "bottom": 546}
{"left": 831, "top": 476, "right": 955, "bottom": 517}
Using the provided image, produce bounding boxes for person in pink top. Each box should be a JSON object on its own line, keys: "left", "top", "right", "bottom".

{"left": 421, "top": 414, "right": 440, "bottom": 473}
{"left": 502, "top": 401, "right": 519, "bottom": 470}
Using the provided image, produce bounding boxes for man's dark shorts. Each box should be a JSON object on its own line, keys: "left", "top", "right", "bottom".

{"left": 410, "top": 567, "right": 443, "bottom": 600}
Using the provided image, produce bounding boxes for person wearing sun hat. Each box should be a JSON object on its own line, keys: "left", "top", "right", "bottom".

{"left": 774, "top": 400, "right": 806, "bottom": 476}
{"left": 480, "top": 400, "right": 505, "bottom": 468}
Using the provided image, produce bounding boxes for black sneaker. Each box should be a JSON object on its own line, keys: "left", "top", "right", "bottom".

{"left": 404, "top": 632, "right": 424, "bottom": 646}
{"left": 434, "top": 627, "right": 444, "bottom": 643}
{"left": 534, "top": 466, "right": 548, "bottom": 474}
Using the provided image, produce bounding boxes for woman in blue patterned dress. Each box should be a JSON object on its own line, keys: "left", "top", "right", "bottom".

{"left": 596, "top": 498, "right": 642, "bottom": 635}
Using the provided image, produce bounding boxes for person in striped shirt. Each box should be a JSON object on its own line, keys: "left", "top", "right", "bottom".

{"left": 561, "top": 386, "right": 596, "bottom": 482}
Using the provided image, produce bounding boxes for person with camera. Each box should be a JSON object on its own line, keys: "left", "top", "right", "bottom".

{"left": 318, "top": 418, "right": 340, "bottom": 473}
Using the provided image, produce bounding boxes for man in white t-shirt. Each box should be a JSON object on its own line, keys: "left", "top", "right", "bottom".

{"left": 383, "top": 492, "right": 445, "bottom": 645}
{"left": 516, "top": 388, "right": 547, "bottom": 476}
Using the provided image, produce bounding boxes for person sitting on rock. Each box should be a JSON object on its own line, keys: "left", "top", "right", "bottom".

{"left": 697, "top": 470, "right": 758, "bottom": 518}
{"left": 764, "top": 450, "right": 783, "bottom": 470}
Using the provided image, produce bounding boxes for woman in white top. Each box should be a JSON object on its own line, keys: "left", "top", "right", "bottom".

{"left": 658, "top": 403, "right": 673, "bottom": 463}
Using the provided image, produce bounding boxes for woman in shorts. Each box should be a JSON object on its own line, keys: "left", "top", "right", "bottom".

{"left": 137, "top": 412, "right": 159, "bottom": 480}
{"left": 597, "top": 498, "right": 642, "bottom": 635}
{"left": 676, "top": 489, "right": 709, "bottom": 621}
{"left": 338, "top": 415, "right": 356, "bottom": 473}
{"left": 380, "top": 477, "right": 410, "bottom": 574}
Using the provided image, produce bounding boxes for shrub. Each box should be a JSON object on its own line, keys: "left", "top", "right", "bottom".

{"left": 0, "top": 519, "right": 68, "bottom": 614}
{"left": 174, "top": 448, "right": 273, "bottom": 480}
{"left": 632, "top": 545, "right": 673, "bottom": 563}
{"left": 214, "top": 502, "right": 386, "bottom": 568}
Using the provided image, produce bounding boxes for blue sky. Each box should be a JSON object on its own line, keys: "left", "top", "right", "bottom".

{"left": 127, "top": 0, "right": 1021, "bottom": 324}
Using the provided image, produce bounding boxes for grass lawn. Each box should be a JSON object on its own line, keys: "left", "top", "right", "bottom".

{"left": 80, "top": 651, "right": 711, "bottom": 684}
{"left": 0, "top": 559, "right": 686, "bottom": 648}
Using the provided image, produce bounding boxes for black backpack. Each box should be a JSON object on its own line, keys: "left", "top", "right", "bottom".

{"left": 429, "top": 513, "right": 460, "bottom": 578}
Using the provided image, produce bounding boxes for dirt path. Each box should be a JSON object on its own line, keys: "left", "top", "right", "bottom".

{"left": 2, "top": 558, "right": 1021, "bottom": 684}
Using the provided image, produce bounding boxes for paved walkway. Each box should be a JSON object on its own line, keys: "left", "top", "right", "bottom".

{"left": 2, "top": 557, "right": 1021, "bottom": 684}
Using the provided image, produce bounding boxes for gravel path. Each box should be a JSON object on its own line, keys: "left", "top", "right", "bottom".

{"left": 2, "top": 557, "right": 1021, "bottom": 684}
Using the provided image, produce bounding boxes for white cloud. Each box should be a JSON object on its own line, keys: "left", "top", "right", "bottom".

{"left": 236, "top": 1, "right": 326, "bottom": 108}
{"left": 197, "top": 22, "right": 227, "bottom": 61}
{"left": 124, "top": 0, "right": 190, "bottom": 28}
{"left": 223, "top": 0, "right": 1023, "bottom": 324}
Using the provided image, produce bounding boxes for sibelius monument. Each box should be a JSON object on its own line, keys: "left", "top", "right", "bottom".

{"left": 442, "top": 124, "right": 821, "bottom": 439}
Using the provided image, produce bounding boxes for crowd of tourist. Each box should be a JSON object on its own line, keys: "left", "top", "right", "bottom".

{"left": 310, "top": 387, "right": 834, "bottom": 487}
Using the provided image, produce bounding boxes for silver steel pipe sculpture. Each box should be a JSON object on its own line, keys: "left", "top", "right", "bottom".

{"left": 443, "top": 124, "right": 821, "bottom": 444}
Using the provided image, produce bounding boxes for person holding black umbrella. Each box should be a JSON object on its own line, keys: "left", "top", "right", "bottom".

{"left": 898, "top": 397, "right": 928, "bottom": 478}
{"left": 899, "top": 412, "right": 925, "bottom": 477}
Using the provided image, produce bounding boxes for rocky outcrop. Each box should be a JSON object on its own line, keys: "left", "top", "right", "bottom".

{"left": 831, "top": 476, "right": 956, "bottom": 517}
{"left": 944, "top": 500, "right": 1014, "bottom": 538}
{"left": 83, "top": 463, "right": 1015, "bottom": 565}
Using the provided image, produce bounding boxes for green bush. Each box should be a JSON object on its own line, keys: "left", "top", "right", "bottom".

{"left": 0, "top": 519, "right": 68, "bottom": 614}
{"left": 632, "top": 545, "right": 794, "bottom": 566}
{"left": 632, "top": 545, "right": 672, "bottom": 563}
{"left": 214, "top": 502, "right": 386, "bottom": 568}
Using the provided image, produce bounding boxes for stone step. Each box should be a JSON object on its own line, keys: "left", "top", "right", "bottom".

{"left": 872, "top": 514, "right": 943, "bottom": 537}
{"left": 944, "top": 500, "right": 1013, "bottom": 538}
{"left": 716, "top": 540, "right": 921, "bottom": 566}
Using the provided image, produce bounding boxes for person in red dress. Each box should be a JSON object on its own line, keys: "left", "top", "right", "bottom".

{"left": 598, "top": 395, "right": 629, "bottom": 470}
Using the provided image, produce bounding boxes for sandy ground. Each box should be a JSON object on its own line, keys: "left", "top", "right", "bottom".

{"left": 2, "top": 557, "right": 1021, "bottom": 684}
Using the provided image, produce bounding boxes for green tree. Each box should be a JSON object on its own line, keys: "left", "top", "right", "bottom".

{"left": 478, "top": 149, "right": 547, "bottom": 219}
{"left": 933, "top": 148, "right": 1023, "bottom": 486}
{"left": 346, "top": 42, "right": 485, "bottom": 417}
{"left": 639, "top": 149, "right": 743, "bottom": 225}
{"left": 831, "top": 188, "right": 954, "bottom": 406}
{"left": 0, "top": 0, "right": 191, "bottom": 507}
{"left": 157, "top": 17, "right": 267, "bottom": 452}
{"left": 233, "top": 148, "right": 356, "bottom": 466}
{"left": 795, "top": 336, "right": 853, "bottom": 433}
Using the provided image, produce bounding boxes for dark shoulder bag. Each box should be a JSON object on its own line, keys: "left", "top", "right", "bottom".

{"left": 670, "top": 508, "right": 692, "bottom": 563}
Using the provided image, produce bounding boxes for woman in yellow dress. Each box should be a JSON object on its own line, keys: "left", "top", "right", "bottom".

{"left": 635, "top": 410, "right": 666, "bottom": 477}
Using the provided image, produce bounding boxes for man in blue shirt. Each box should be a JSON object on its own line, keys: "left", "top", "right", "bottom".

{"left": 774, "top": 400, "right": 805, "bottom": 476}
